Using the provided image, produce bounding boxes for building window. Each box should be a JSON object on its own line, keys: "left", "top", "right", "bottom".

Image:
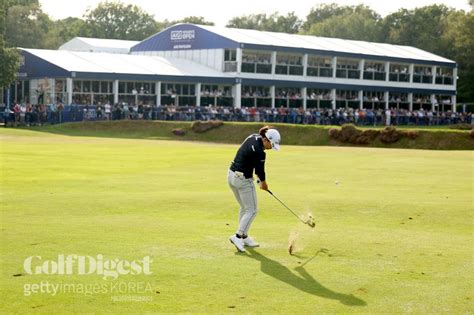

{"left": 241, "top": 85, "right": 271, "bottom": 107}
{"left": 336, "top": 89, "right": 359, "bottom": 108}
{"left": 413, "top": 65, "right": 433, "bottom": 84}
{"left": 306, "top": 88, "right": 331, "bottom": 108}
{"left": 224, "top": 49, "right": 237, "bottom": 72}
{"left": 242, "top": 50, "right": 272, "bottom": 74}
{"left": 363, "top": 61, "right": 386, "bottom": 80}
{"left": 200, "top": 85, "right": 233, "bottom": 107}
{"left": 389, "top": 92, "right": 409, "bottom": 109}
{"left": 307, "top": 55, "right": 332, "bottom": 77}
{"left": 160, "top": 83, "right": 196, "bottom": 106}
{"left": 275, "top": 53, "right": 303, "bottom": 76}
{"left": 389, "top": 64, "right": 410, "bottom": 82}
{"left": 72, "top": 80, "right": 115, "bottom": 105}
{"left": 413, "top": 93, "right": 432, "bottom": 110}
{"left": 336, "top": 59, "right": 360, "bottom": 79}
{"left": 54, "top": 79, "right": 67, "bottom": 104}
{"left": 363, "top": 91, "right": 385, "bottom": 109}
{"left": 434, "top": 94, "right": 453, "bottom": 111}
{"left": 435, "top": 67, "right": 453, "bottom": 85}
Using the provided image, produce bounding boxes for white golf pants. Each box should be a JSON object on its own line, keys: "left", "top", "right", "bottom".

{"left": 227, "top": 170, "right": 258, "bottom": 236}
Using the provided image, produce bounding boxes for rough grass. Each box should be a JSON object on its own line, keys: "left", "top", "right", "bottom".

{"left": 19, "top": 120, "right": 474, "bottom": 150}
{"left": 0, "top": 128, "right": 472, "bottom": 313}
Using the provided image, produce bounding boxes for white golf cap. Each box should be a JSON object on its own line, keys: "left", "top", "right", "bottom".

{"left": 265, "top": 129, "right": 281, "bottom": 151}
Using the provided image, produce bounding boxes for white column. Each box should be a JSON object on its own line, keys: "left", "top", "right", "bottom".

{"left": 271, "top": 51, "right": 277, "bottom": 75}
{"left": 358, "top": 90, "right": 363, "bottom": 109}
{"left": 155, "top": 82, "right": 161, "bottom": 106}
{"left": 451, "top": 95, "right": 456, "bottom": 112}
{"left": 13, "top": 81, "right": 18, "bottom": 103}
{"left": 302, "top": 87, "right": 307, "bottom": 110}
{"left": 332, "top": 57, "right": 337, "bottom": 78}
{"left": 453, "top": 67, "right": 458, "bottom": 87}
{"left": 431, "top": 94, "right": 437, "bottom": 111}
{"left": 113, "top": 80, "right": 119, "bottom": 104}
{"left": 49, "top": 79, "right": 55, "bottom": 104}
{"left": 432, "top": 66, "right": 437, "bottom": 84}
{"left": 195, "top": 83, "right": 201, "bottom": 107}
{"left": 303, "top": 54, "right": 308, "bottom": 77}
{"left": 236, "top": 48, "right": 242, "bottom": 74}
{"left": 384, "top": 91, "right": 389, "bottom": 109}
{"left": 66, "top": 78, "right": 73, "bottom": 105}
{"left": 233, "top": 83, "right": 241, "bottom": 108}
{"left": 270, "top": 85, "right": 275, "bottom": 109}
{"left": 409, "top": 64, "right": 414, "bottom": 83}
{"left": 331, "top": 88, "right": 336, "bottom": 109}
{"left": 21, "top": 80, "right": 25, "bottom": 103}
{"left": 385, "top": 62, "right": 390, "bottom": 81}
{"left": 408, "top": 93, "right": 413, "bottom": 111}
{"left": 359, "top": 59, "right": 365, "bottom": 80}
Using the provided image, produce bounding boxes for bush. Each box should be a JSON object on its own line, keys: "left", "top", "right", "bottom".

{"left": 403, "top": 130, "right": 419, "bottom": 140}
{"left": 172, "top": 128, "right": 186, "bottom": 136}
{"left": 449, "top": 124, "right": 472, "bottom": 130}
{"left": 328, "top": 128, "right": 340, "bottom": 139}
{"left": 380, "top": 126, "right": 403, "bottom": 143}
{"left": 470, "top": 129, "right": 474, "bottom": 139}
{"left": 329, "top": 125, "right": 380, "bottom": 145}
{"left": 191, "top": 120, "right": 224, "bottom": 133}
{"left": 339, "top": 124, "right": 360, "bottom": 143}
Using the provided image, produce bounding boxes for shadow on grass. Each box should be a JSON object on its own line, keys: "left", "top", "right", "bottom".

{"left": 246, "top": 248, "right": 367, "bottom": 306}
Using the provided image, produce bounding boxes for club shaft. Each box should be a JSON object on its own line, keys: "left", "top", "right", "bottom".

{"left": 267, "top": 190, "right": 306, "bottom": 224}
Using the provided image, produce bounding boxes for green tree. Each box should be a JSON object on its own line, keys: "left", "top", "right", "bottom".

{"left": 227, "top": 12, "right": 302, "bottom": 33}
{"left": 0, "top": 0, "right": 20, "bottom": 90}
{"left": 83, "top": 1, "right": 158, "bottom": 40}
{"left": 43, "top": 17, "right": 87, "bottom": 49}
{"left": 301, "top": 3, "right": 352, "bottom": 31}
{"left": 301, "top": 4, "right": 381, "bottom": 41}
{"left": 379, "top": 5, "right": 454, "bottom": 53}
{"left": 0, "top": 42, "right": 19, "bottom": 88}
{"left": 379, "top": 5, "right": 473, "bottom": 102}
{"left": 447, "top": 11, "right": 474, "bottom": 102}
{"left": 4, "top": 1, "right": 52, "bottom": 48}
{"left": 171, "top": 16, "right": 214, "bottom": 26}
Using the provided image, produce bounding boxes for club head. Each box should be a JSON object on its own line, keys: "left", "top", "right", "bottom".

{"left": 305, "top": 216, "right": 316, "bottom": 228}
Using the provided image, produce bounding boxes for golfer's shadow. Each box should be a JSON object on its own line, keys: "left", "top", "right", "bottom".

{"left": 246, "top": 248, "right": 366, "bottom": 306}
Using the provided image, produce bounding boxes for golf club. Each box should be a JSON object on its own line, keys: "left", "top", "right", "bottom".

{"left": 266, "top": 189, "right": 315, "bottom": 228}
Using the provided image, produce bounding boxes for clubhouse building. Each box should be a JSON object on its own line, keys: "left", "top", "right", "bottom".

{"left": 8, "top": 23, "right": 458, "bottom": 111}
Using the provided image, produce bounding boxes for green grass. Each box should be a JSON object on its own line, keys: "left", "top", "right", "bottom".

{"left": 0, "top": 128, "right": 473, "bottom": 313}
{"left": 21, "top": 120, "right": 474, "bottom": 150}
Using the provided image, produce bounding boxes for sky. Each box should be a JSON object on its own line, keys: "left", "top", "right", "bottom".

{"left": 39, "top": 0, "right": 471, "bottom": 26}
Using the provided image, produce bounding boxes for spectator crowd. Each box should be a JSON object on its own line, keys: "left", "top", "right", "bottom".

{"left": 2, "top": 103, "right": 473, "bottom": 127}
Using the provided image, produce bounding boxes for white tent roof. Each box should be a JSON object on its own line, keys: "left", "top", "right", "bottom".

{"left": 23, "top": 48, "right": 230, "bottom": 78}
{"left": 59, "top": 37, "right": 140, "bottom": 54}
{"left": 196, "top": 25, "right": 455, "bottom": 64}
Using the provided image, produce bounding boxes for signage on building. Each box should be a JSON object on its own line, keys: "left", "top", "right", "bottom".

{"left": 170, "top": 29, "right": 195, "bottom": 49}
{"left": 170, "top": 30, "right": 195, "bottom": 41}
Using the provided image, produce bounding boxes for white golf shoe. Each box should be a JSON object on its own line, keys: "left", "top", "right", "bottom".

{"left": 243, "top": 236, "right": 260, "bottom": 247}
{"left": 229, "top": 235, "right": 246, "bottom": 252}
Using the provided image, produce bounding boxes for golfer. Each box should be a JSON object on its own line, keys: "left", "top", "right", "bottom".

{"left": 228, "top": 126, "right": 281, "bottom": 252}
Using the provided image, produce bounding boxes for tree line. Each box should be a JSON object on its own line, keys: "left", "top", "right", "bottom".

{"left": 1, "top": 0, "right": 473, "bottom": 102}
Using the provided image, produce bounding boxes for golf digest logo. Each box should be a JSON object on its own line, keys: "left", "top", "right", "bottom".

{"left": 23, "top": 255, "right": 153, "bottom": 280}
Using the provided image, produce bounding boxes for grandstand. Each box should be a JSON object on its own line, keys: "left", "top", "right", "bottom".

{"left": 7, "top": 23, "right": 457, "bottom": 112}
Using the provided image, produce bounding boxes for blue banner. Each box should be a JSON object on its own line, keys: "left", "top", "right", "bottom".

{"left": 131, "top": 24, "right": 239, "bottom": 52}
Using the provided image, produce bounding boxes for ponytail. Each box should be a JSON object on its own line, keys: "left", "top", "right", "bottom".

{"left": 259, "top": 125, "right": 273, "bottom": 138}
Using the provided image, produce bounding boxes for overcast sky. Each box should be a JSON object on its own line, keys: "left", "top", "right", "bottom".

{"left": 39, "top": 0, "right": 471, "bottom": 26}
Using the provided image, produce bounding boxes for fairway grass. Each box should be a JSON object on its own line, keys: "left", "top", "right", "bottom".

{"left": 0, "top": 128, "right": 473, "bottom": 313}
